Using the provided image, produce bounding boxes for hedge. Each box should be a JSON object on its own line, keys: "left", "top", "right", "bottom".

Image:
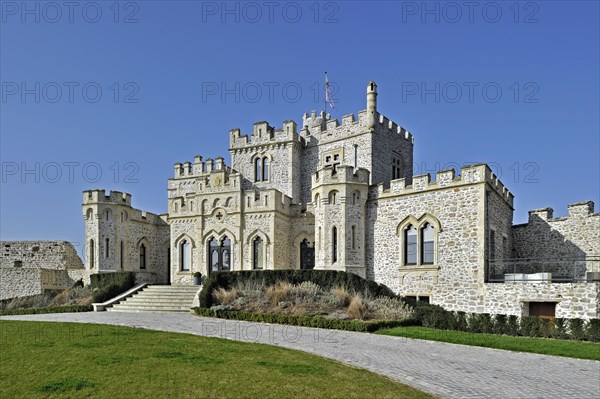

{"left": 407, "top": 302, "right": 600, "bottom": 342}
{"left": 193, "top": 307, "right": 418, "bottom": 332}
{"left": 198, "top": 270, "right": 396, "bottom": 308}
{"left": 90, "top": 272, "right": 136, "bottom": 303}
{"left": 0, "top": 305, "right": 93, "bottom": 316}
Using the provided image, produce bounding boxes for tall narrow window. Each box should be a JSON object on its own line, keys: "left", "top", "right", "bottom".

{"left": 105, "top": 210, "right": 110, "bottom": 221}
{"left": 180, "top": 240, "right": 190, "bottom": 271}
{"left": 262, "top": 157, "right": 269, "bottom": 181}
{"left": 105, "top": 238, "right": 110, "bottom": 258}
{"left": 120, "top": 241, "right": 124, "bottom": 269}
{"left": 253, "top": 237, "right": 263, "bottom": 270}
{"left": 90, "top": 239, "right": 95, "bottom": 269}
{"left": 254, "top": 158, "right": 262, "bottom": 182}
{"left": 329, "top": 190, "right": 337, "bottom": 205}
{"left": 332, "top": 227, "right": 338, "bottom": 263}
{"left": 421, "top": 223, "right": 434, "bottom": 264}
{"left": 489, "top": 229, "right": 496, "bottom": 261}
{"left": 351, "top": 225, "right": 356, "bottom": 250}
{"left": 221, "top": 237, "right": 231, "bottom": 271}
{"left": 209, "top": 238, "right": 218, "bottom": 273}
{"left": 404, "top": 225, "right": 417, "bottom": 265}
{"left": 139, "top": 244, "right": 146, "bottom": 269}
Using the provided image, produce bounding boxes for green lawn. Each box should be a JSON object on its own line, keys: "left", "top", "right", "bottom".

{"left": 0, "top": 321, "right": 432, "bottom": 399}
{"left": 376, "top": 326, "right": 600, "bottom": 361}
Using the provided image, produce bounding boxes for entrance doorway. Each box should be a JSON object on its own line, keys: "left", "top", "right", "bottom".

{"left": 300, "top": 239, "right": 315, "bottom": 270}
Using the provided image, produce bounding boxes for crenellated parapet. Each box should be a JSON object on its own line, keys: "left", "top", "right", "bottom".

{"left": 83, "top": 189, "right": 131, "bottom": 206}
{"left": 229, "top": 120, "right": 302, "bottom": 150}
{"left": 525, "top": 201, "right": 598, "bottom": 223}
{"left": 375, "top": 164, "right": 513, "bottom": 206}
{"left": 312, "top": 165, "right": 370, "bottom": 186}
{"left": 173, "top": 155, "right": 235, "bottom": 179}
{"left": 298, "top": 109, "right": 413, "bottom": 145}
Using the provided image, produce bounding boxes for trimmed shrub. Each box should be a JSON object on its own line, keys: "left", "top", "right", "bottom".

{"left": 520, "top": 316, "right": 542, "bottom": 337}
{"left": 478, "top": 313, "right": 493, "bottom": 334}
{"left": 569, "top": 318, "right": 586, "bottom": 341}
{"left": 0, "top": 305, "right": 92, "bottom": 316}
{"left": 467, "top": 312, "right": 482, "bottom": 333}
{"left": 507, "top": 315, "right": 520, "bottom": 336}
{"left": 454, "top": 311, "right": 468, "bottom": 332}
{"left": 552, "top": 318, "right": 569, "bottom": 340}
{"left": 415, "top": 304, "right": 455, "bottom": 330}
{"left": 90, "top": 272, "right": 136, "bottom": 303}
{"left": 199, "top": 270, "right": 396, "bottom": 308}
{"left": 494, "top": 314, "right": 508, "bottom": 335}
{"left": 586, "top": 319, "right": 600, "bottom": 342}
{"left": 193, "top": 307, "right": 418, "bottom": 332}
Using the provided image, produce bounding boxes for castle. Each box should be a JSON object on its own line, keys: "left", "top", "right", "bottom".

{"left": 75, "top": 81, "right": 598, "bottom": 319}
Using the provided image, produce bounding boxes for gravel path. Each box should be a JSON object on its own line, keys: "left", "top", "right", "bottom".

{"left": 2, "top": 312, "right": 599, "bottom": 398}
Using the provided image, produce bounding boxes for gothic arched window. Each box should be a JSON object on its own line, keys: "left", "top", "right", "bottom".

{"left": 253, "top": 236, "right": 263, "bottom": 270}
{"left": 421, "top": 223, "right": 435, "bottom": 265}
{"left": 139, "top": 244, "right": 146, "bottom": 269}
{"left": 254, "top": 158, "right": 262, "bottom": 182}
{"left": 180, "top": 240, "right": 190, "bottom": 271}
{"left": 404, "top": 225, "right": 417, "bottom": 265}
{"left": 262, "top": 157, "right": 269, "bottom": 181}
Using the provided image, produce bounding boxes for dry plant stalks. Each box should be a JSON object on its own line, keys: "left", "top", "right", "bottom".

{"left": 213, "top": 287, "right": 240, "bottom": 305}
{"left": 265, "top": 281, "right": 294, "bottom": 305}
{"left": 331, "top": 286, "right": 352, "bottom": 307}
{"left": 347, "top": 295, "right": 367, "bottom": 320}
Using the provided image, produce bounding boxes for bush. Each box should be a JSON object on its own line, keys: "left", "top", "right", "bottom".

{"left": 212, "top": 287, "right": 240, "bottom": 305}
{"left": 552, "top": 318, "right": 569, "bottom": 339}
{"left": 454, "top": 311, "right": 468, "bottom": 331}
{"left": 348, "top": 295, "right": 367, "bottom": 320}
{"left": 507, "top": 315, "right": 520, "bottom": 336}
{"left": 414, "top": 304, "right": 455, "bottom": 330}
{"left": 199, "top": 270, "right": 396, "bottom": 308}
{"left": 586, "top": 319, "right": 600, "bottom": 342}
{"left": 0, "top": 305, "right": 92, "bottom": 316}
{"left": 467, "top": 312, "right": 482, "bottom": 333}
{"left": 193, "top": 307, "right": 418, "bottom": 332}
{"left": 494, "top": 314, "right": 508, "bottom": 335}
{"left": 90, "top": 272, "right": 136, "bottom": 303}
{"left": 367, "top": 296, "right": 414, "bottom": 320}
{"left": 264, "top": 281, "right": 294, "bottom": 305}
{"left": 569, "top": 318, "right": 586, "bottom": 341}
{"left": 331, "top": 286, "right": 352, "bottom": 307}
{"left": 520, "top": 316, "right": 542, "bottom": 337}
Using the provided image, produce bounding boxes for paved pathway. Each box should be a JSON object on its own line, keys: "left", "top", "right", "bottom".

{"left": 1, "top": 312, "right": 599, "bottom": 398}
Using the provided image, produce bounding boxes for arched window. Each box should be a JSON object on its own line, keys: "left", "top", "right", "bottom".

{"left": 86, "top": 208, "right": 93, "bottom": 220}
{"left": 352, "top": 191, "right": 360, "bottom": 205}
{"left": 139, "top": 244, "right": 146, "bottom": 269}
{"left": 404, "top": 225, "right": 417, "bottom": 265}
{"left": 262, "top": 157, "right": 269, "bottom": 181}
{"left": 314, "top": 193, "right": 320, "bottom": 207}
{"left": 105, "top": 237, "right": 110, "bottom": 259}
{"left": 421, "top": 223, "right": 435, "bottom": 264}
{"left": 89, "top": 239, "right": 95, "bottom": 269}
{"left": 253, "top": 236, "right": 263, "bottom": 270}
{"left": 254, "top": 158, "right": 262, "bottom": 182}
{"left": 120, "top": 241, "right": 124, "bottom": 269}
{"left": 180, "top": 240, "right": 190, "bottom": 271}
{"left": 208, "top": 236, "right": 231, "bottom": 273}
{"left": 328, "top": 190, "right": 337, "bottom": 205}
{"left": 332, "top": 227, "right": 338, "bottom": 263}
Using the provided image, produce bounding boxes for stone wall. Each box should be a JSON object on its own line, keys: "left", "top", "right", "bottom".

{"left": 0, "top": 241, "right": 88, "bottom": 300}
{"left": 483, "top": 282, "right": 600, "bottom": 320}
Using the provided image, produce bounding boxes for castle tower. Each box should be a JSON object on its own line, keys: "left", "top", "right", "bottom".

{"left": 366, "top": 81, "right": 378, "bottom": 129}
{"left": 82, "top": 190, "right": 132, "bottom": 272}
{"left": 311, "top": 166, "right": 370, "bottom": 277}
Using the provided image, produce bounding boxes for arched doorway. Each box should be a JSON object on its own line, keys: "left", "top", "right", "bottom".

{"left": 300, "top": 239, "right": 315, "bottom": 270}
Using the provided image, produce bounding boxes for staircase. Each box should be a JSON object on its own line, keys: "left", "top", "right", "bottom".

{"left": 107, "top": 285, "right": 200, "bottom": 313}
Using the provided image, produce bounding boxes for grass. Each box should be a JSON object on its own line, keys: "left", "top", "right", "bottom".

{"left": 376, "top": 326, "right": 600, "bottom": 361}
{"left": 0, "top": 321, "right": 432, "bottom": 399}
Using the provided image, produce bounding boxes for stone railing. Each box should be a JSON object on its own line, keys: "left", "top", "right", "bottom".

{"left": 487, "top": 256, "right": 600, "bottom": 283}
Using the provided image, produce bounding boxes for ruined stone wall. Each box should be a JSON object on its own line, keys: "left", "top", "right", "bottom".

{"left": 0, "top": 241, "right": 88, "bottom": 300}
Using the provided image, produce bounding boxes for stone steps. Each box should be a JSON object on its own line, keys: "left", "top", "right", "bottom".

{"left": 107, "top": 284, "right": 200, "bottom": 313}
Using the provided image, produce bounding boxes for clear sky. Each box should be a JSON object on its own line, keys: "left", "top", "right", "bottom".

{"left": 1, "top": 0, "right": 599, "bottom": 260}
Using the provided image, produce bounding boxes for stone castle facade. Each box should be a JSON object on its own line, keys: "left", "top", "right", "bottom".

{"left": 73, "top": 81, "right": 599, "bottom": 319}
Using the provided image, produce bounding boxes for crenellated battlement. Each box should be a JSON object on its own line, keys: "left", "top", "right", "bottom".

{"left": 244, "top": 188, "right": 298, "bottom": 215}
{"left": 172, "top": 156, "right": 236, "bottom": 179}
{"left": 312, "top": 165, "right": 370, "bottom": 186}
{"left": 229, "top": 120, "right": 302, "bottom": 150}
{"left": 524, "top": 201, "right": 598, "bottom": 223}
{"left": 82, "top": 190, "right": 131, "bottom": 206}
{"left": 375, "top": 164, "right": 513, "bottom": 206}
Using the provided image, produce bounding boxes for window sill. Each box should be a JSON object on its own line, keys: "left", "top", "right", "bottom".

{"left": 398, "top": 265, "right": 439, "bottom": 272}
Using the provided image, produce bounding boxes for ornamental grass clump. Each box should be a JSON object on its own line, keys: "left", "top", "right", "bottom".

{"left": 213, "top": 287, "right": 240, "bottom": 305}
{"left": 348, "top": 295, "right": 367, "bottom": 320}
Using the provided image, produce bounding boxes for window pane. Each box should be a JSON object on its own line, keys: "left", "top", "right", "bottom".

{"left": 262, "top": 158, "right": 269, "bottom": 181}
{"left": 422, "top": 224, "right": 434, "bottom": 264}
{"left": 405, "top": 225, "right": 417, "bottom": 265}
{"left": 253, "top": 238, "right": 263, "bottom": 270}
{"left": 255, "top": 159, "right": 262, "bottom": 181}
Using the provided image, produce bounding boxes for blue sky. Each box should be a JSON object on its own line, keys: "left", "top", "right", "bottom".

{"left": 1, "top": 0, "right": 599, "bottom": 258}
